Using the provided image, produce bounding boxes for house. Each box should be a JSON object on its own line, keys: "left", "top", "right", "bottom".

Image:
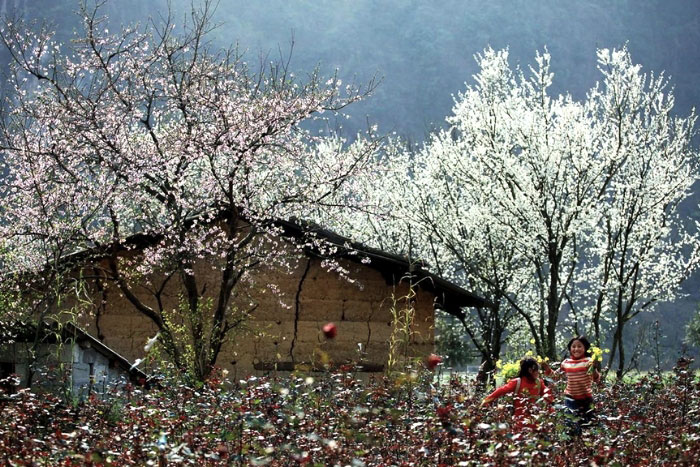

{"left": 0, "top": 321, "right": 147, "bottom": 396}
{"left": 7, "top": 218, "right": 488, "bottom": 380}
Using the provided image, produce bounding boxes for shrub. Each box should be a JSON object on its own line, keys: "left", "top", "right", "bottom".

{"left": 1, "top": 367, "right": 699, "bottom": 464}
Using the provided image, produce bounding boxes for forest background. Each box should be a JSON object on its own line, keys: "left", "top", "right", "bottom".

{"left": 3, "top": 0, "right": 700, "bottom": 369}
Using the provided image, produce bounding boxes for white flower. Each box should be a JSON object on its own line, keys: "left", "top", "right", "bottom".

{"left": 144, "top": 332, "right": 160, "bottom": 352}
{"left": 129, "top": 358, "right": 143, "bottom": 370}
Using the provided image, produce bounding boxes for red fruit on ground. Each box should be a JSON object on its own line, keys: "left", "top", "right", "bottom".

{"left": 426, "top": 354, "right": 442, "bottom": 370}
{"left": 322, "top": 322, "right": 337, "bottom": 339}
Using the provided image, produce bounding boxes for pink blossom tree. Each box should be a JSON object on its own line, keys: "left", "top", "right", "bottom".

{"left": 0, "top": 0, "right": 380, "bottom": 381}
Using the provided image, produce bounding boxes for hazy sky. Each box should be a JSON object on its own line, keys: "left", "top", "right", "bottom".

{"left": 10, "top": 0, "right": 700, "bottom": 140}
{"left": 194, "top": 0, "right": 700, "bottom": 139}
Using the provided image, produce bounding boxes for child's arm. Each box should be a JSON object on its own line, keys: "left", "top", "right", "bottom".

{"left": 481, "top": 379, "right": 518, "bottom": 406}
{"left": 541, "top": 361, "right": 562, "bottom": 381}
{"left": 587, "top": 358, "right": 601, "bottom": 382}
{"left": 541, "top": 378, "right": 554, "bottom": 404}
{"left": 541, "top": 361, "right": 554, "bottom": 376}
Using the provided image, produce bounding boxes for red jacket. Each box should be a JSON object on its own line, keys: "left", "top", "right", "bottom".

{"left": 483, "top": 377, "right": 553, "bottom": 428}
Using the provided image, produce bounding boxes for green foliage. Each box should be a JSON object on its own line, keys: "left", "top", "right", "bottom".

{"left": 435, "top": 313, "right": 478, "bottom": 368}
{"left": 386, "top": 284, "right": 418, "bottom": 374}
{"left": 0, "top": 285, "right": 26, "bottom": 343}
{"left": 685, "top": 310, "right": 700, "bottom": 347}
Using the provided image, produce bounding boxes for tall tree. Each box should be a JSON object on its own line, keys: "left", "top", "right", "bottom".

{"left": 328, "top": 47, "right": 700, "bottom": 376}
{"left": 0, "top": 0, "right": 379, "bottom": 381}
{"left": 582, "top": 48, "right": 700, "bottom": 377}
{"left": 419, "top": 47, "right": 699, "bottom": 369}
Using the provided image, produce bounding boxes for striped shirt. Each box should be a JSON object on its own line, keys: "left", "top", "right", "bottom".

{"left": 561, "top": 357, "right": 598, "bottom": 399}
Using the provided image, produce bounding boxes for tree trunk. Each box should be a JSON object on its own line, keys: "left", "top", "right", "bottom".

{"left": 475, "top": 356, "right": 496, "bottom": 389}
{"left": 616, "top": 324, "right": 626, "bottom": 379}
{"left": 606, "top": 319, "right": 625, "bottom": 380}
{"left": 545, "top": 252, "right": 561, "bottom": 361}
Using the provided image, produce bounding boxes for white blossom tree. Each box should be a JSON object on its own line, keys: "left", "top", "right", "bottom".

{"left": 0, "top": 0, "right": 380, "bottom": 381}
{"left": 581, "top": 48, "right": 700, "bottom": 377}
{"left": 328, "top": 46, "right": 700, "bottom": 376}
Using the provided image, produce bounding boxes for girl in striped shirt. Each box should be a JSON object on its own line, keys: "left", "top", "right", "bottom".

{"left": 560, "top": 335, "right": 600, "bottom": 435}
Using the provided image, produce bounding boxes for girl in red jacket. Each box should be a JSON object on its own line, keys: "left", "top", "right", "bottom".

{"left": 481, "top": 357, "right": 553, "bottom": 430}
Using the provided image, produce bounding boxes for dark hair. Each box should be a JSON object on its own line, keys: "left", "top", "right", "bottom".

{"left": 567, "top": 335, "right": 592, "bottom": 357}
{"left": 517, "top": 357, "right": 539, "bottom": 381}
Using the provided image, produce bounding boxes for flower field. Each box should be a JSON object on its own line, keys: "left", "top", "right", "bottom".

{"left": 1, "top": 368, "right": 699, "bottom": 466}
